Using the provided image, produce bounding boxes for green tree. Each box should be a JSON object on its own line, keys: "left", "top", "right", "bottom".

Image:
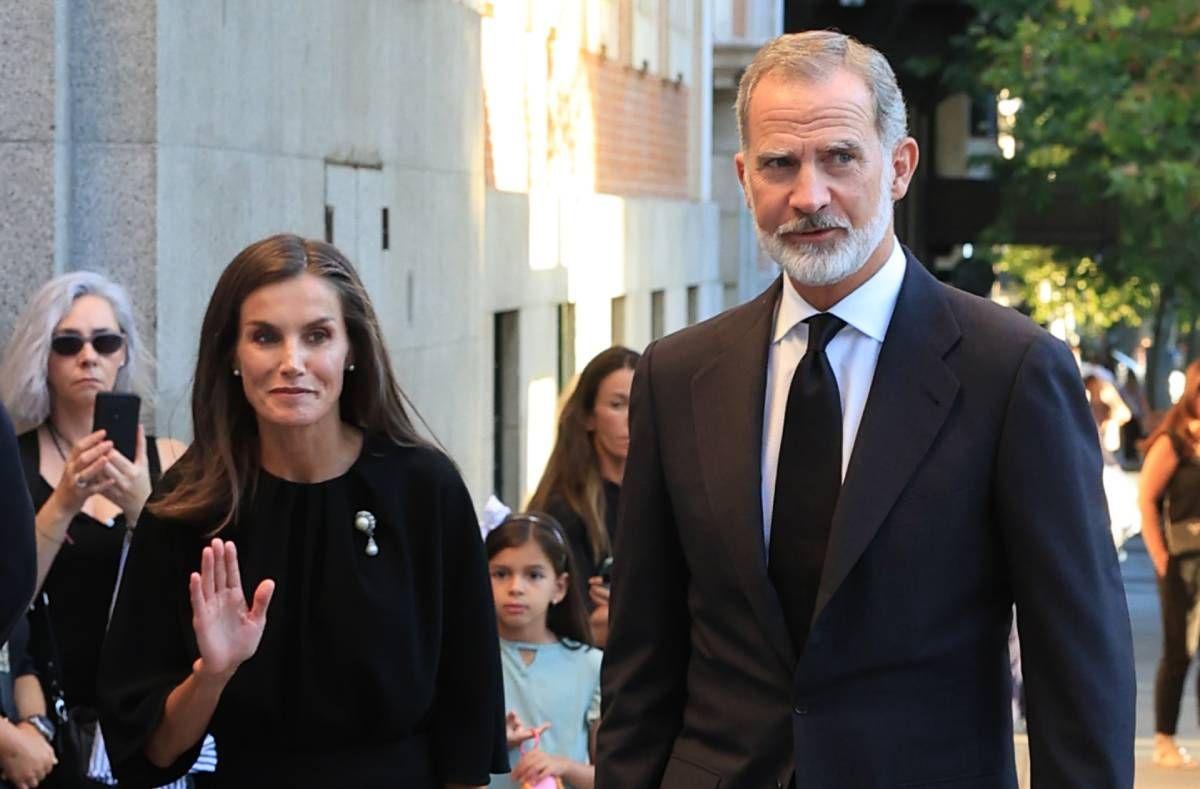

{"left": 968, "top": 0, "right": 1200, "bottom": 405}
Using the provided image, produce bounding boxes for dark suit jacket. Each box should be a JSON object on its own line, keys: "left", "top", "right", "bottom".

{"left": 0, "top": 403, "right": 36, "bottom": 644}
{"left": 596, "top": 251, "right": 1135, "bottom": 788}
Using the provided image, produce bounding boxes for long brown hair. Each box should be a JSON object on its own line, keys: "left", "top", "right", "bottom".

{"left": 150, "top": 234, "right": 426, "bottom": 530}
{"left": 1141, "top": 359, "right": 1200, "bottom": 458}
{"left": 485, "top": 513, "right": 592, "bottom": 646}
{"left": 527, "top": 346, "right": 640, "bottom": 563}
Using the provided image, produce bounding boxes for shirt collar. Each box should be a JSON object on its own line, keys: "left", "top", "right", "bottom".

{"left": 772, "top": 236, "right": 907, "bottom": 345}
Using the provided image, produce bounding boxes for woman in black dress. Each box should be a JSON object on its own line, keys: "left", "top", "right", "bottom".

{"left": 1138, "top": 359, "right": 1200, "bottom": 770}
{"left": 98, "top": 234, "right": 506, "bottom": 787}
{"left": 0, "top": 272, "right": 186, "bottom": 764}
{"left": 527, "top": 347, "right": 638, "bottom": 646}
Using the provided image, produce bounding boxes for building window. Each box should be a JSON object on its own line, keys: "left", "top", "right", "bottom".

{"left": 558, "top": 302, "right": 576, "bottom": 392}
{"left": 687, "top": 285, "right": 699, "bottom": 325}
{"left": 611, "top": 295, "right": 627, "bottom": 346}
{"left": 493, "top": 311, "right": 520, "bottom": 509}
{"left": 651, "top": 289, "right": 665, "bottom": 340}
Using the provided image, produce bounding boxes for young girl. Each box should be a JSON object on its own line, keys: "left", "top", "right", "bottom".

{"left": 486, "top": 514, "right": 601, "bottom": 789}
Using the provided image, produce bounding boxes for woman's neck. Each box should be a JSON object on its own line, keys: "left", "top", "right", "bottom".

{"left": 498, "top": 619, "right": 557, "bottom": 644}
{"left": 258, "top": 418, "right": 363, "bottom": 483}
{"left": 48, "top": 401, "right": 95, "bottom": 445}
{"left": 595, "top": 450, "right": 625, "bottom": 486}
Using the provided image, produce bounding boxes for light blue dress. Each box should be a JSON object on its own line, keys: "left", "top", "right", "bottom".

{"left": 489, "top": 638, "right": 602, "bottom": 788}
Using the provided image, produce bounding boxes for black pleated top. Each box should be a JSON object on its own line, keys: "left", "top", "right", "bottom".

{"left": 98, "top": 437, "right": 508, "bottom": 787}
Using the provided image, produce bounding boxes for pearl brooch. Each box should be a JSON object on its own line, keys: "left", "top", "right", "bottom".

{"left": 354, "top": 510, "right": 379, "bottom": 556}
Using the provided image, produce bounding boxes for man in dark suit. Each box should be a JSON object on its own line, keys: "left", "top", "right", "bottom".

{"left": 0, "top": 402, "right": 36, "bottom": 644}
{"left": 596, "top": 31, "right": 1134, "bottom": 788}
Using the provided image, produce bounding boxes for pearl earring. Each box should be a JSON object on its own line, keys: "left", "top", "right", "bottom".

{"left": 233, "top": 369, "right": 241, "bottom": 377}
{"left": 347, "top": 364, "right": 355, "bottom": 372}
{"left": 354, "top": 510, "right": 379, "bottom": 556}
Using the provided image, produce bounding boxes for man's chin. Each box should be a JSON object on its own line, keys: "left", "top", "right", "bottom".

{"left": 774, "top": 252, "right": 864, "bottom": 287}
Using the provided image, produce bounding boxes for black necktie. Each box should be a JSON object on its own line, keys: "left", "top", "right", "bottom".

{"left": 768, "top": 312, "right": 846, "bottom": 655}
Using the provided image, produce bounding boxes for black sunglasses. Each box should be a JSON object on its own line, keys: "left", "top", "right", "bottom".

{"left": 50, "top": 333, "right": 125, "bottom": 357}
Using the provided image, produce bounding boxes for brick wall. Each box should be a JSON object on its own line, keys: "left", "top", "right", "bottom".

{"left": 585, "top": 51, "right": 690, "bottom": 200}
{"left": 483, "top": 49, "right": 691, "bottom": 200}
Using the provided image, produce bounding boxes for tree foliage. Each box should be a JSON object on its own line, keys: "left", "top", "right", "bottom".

{"left": 969, "top": 0, "right": 1200, "bottom": 306}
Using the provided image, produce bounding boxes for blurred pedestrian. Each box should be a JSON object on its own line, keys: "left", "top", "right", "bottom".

{"left": 1137, "top": 358, "right": 1200, "bottom": 770}
{"left": 528, "top": 346, "right": 638, "bottom": 647}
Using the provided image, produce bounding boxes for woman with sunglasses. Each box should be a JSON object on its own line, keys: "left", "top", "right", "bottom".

{"left": 0, "top": 271, "right": 186, "bottom": 760}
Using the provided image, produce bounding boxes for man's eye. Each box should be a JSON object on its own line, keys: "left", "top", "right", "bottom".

{"left": 833, "top": 152, "right": 856, "bottom": 165}
{"left": 764, "top": 158, "right": 792, "bottom": 169}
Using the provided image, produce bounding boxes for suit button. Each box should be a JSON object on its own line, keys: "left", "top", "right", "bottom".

{"left": 793, "top": 705, "right": 807, "bottom": 716}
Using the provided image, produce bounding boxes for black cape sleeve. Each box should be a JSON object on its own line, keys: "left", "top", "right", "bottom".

{"left": 428, "top": 456, "right": 509, "bottom": 783}
{"left": 98, "top": 489, "right": 204, "bottom": 788}
{"left": 0, "top": 403, "right": 36, "bottom": 645}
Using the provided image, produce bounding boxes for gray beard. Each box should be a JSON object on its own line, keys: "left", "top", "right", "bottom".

{"left": 752, "top": 166, "right": 895, "bottom": 287}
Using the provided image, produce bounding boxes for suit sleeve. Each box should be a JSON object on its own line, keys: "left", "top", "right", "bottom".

{"left": 0, "top": 403, "right": 35, "bottom": 645}
{"left": 596, "top": 341, "right": 692, "bottom": 788}
{"left": 995, "top": 334, "right": 1135, "bottom": 787}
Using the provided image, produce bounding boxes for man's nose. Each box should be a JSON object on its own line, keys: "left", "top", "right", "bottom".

{"left": 788, "top": 166, "right": 832, "bottom": 216}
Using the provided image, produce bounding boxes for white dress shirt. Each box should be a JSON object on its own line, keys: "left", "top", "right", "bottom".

{"left": 761, "top": 237, "right": 907, "bottom": 549}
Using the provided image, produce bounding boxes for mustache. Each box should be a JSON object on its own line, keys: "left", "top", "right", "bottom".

{"left": 775, "top": 212, "right": 850, "bottom": 236}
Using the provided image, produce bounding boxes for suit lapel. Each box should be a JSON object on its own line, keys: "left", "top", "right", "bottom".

{"left": 812, "top": 254, "right": 962, "bottom": 625}
{"left": 692, "top": 278, "right": 797, "bottom": 671}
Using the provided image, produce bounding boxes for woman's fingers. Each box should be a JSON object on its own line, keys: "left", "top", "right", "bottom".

{"left": 75, "top": 440, "right": 114, "bottom": 471}
{"left": 200, "top": 546, "right": 215, "bottom": 599}
{"left": 224, "top": 542, "right": 243, "bottom": 593}
{"left": 134, "top": 425, "right": 147, "bottom": 463}
{"left": 70, "top": 429, "right": 109, "bottom": 457}
{"left": 188, "top": 571, "right": 205, "bottom": 611}
{"left": 212, "top": 539, "right": 227, "bottom": 591}
{"left": 248, "top": 579, "right": 275, "bottom": 624}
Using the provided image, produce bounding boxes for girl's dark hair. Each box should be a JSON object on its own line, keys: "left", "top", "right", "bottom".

{"left": 528, "top": 346, "right": 640, "bottom": 563}
{"left": 1141, "top": 359, "right": 1200, "bottom": 458}
{"left": 485, "top": 512, "right": 593, "bottom": 647}
{"left": 150, "top": 234, "right": 427, "bottom": 531}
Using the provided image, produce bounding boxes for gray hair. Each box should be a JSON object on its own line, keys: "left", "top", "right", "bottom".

{"left": 735, "top": 31, "right": 908, "bottom": 153}
{"left": 0, "top": 271, "right": 152, "bottom": 433}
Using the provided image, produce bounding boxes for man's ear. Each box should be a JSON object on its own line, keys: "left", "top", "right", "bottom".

{"left": 889, "top": 137, "right": 920, "bottom": 200}
{"left": 735, "top": 151, "right": 751, "bottom": 209}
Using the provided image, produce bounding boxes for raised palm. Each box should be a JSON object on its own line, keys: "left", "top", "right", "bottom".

{"left": 189, "top": 538, "right": 275, "bottom": 679}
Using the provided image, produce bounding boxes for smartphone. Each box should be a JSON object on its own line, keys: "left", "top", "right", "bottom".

{"left": 92, "top": 392, "right": 140, "bottom": 460}
{"left": 597, "top": 556, "right": 614, "bottom": 587}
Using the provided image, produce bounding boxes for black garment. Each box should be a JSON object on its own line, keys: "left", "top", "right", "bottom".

{"left": 1163, "top": 434, "right": 1200, "bottom": 546}
{"left": 0, "top": 405, "right": 35, "bottom": 646}
{"left": 1154, "top": 555, "right": 1200, "bottom": 734}
{"left": 98, "top": 438, "right": 507, "bottom": 788}
{"left": 544, "top": 480, "right": 619, "bottom": 605}
{"left": 1153, "top": 435, "right": 1200, "bottom": 734}
{"left": 598, "top": 253, "right": 1134, "bottom": 788}
{"left": 16, "top": 429, "right": 162, "bottom": 712}
{"left": 768, "top": 313, "right": 845, "bottom": 654}
{"left": 1, "top": 615, "right": 35, "bottom": 719}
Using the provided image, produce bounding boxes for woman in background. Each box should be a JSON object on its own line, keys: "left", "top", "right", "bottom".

{"left": 528, "top": 347, "right": 639, "bottom": 646}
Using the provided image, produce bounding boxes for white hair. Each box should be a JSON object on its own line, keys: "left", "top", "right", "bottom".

{"left": 0, "top": 271, "right": 152, "bottom": 433}
{"left": 735, "top": 30, "right": 909, "bottom": 153}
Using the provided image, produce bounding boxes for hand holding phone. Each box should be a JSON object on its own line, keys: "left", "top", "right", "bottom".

{"left": 92, "top": 392, "right": 140, "bottom": 460}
